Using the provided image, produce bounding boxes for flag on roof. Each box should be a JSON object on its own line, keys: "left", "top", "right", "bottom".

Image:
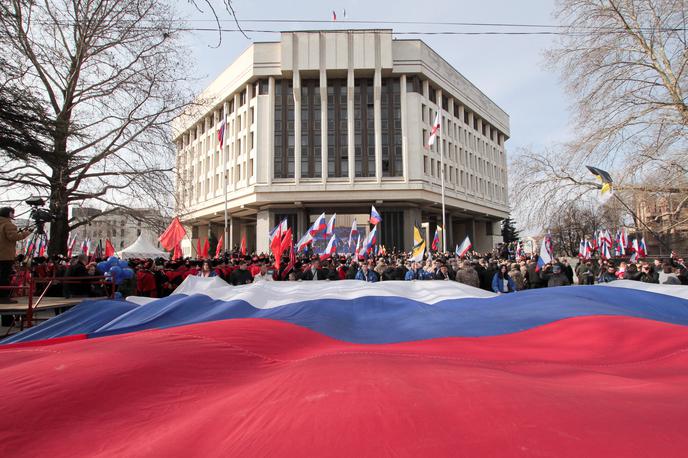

{"left": 217, "top": 119, "right": 226, "bottom": 149}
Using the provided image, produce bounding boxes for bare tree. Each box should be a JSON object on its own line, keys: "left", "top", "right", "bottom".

{"left": 513, "top": 0, "right": 688, "bottom": 230}
{"left": 0, "top": 0, "right": 196, "bottom": 254}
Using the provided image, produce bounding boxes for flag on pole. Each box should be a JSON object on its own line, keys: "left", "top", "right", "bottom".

{"left": 173, "top": 242, "right": 183, "bottom": 260}
{"left": 296, "top": 230, "right": 314, "bottom": 253}
{"left": 310, "top": 213, "right": 327, "bottom": 237}
{"left": 159, "top": 218, "right": 187, "bottom": 251}
{"left": 196, "top": 239, "right": 202, "bottom": 259}
{"left": 202, "top": 239, "right": 210, "bottom": 258}
{"left": 639, "top": 237, "right": 648, "bottom": 257}
{"left": 326, "top": 214, "right": 336, "bottom": 237}
{"left": 537, "top": 235, "right": 553, "bottom": 270}
{"left": 455, "top": 236, "right": 472, "bottom": 258}
{"left": 348, "top": 219, "right": 359, "bottom": 249}
{"left": 67, "top": 235, "right": 77, "bottom": 257}
{"left": 281, "top": 241, "right": 296, "bottom": 280}
{"left": 321, "top": 234, "right": 337, "bottom": 260}
{"left": 600, "top": 242, "right": 611, "bottom": 260}
{"left": 427, "top": 111, "right": 441, "bottom": 147}
{"left": 363, "top": 225, "right": 378, "bottom": 255}
{"left": 240, "top": 234, "right": 247, "bottom": 256}
{"left": 332, "top": 10, "right": 337, "bottom": 21}
{"left": 369, "top": 206, "right": 382, "bottom": 225}
{"left": 410, "top": 224, "right": 425, "bottom": 262}
{"left": 217, "top": 120, "right": 226, "bottom": 149}
{"left": 105, "top": 239, "right": 115, "bottom": 257}
{"left": 269, "top": 219, "right": 288, "bottom": 244}
{"left": 215, "top": 236, "right": 224, "bottom": 259}
{"left": 354, "top": 234, "right": 362, "bottom": 259}
{"left": 586, "top": 165, "right": 613, "bottom": 197}
{"left": 431, "top": 226, "right": 441, "bottom": 251}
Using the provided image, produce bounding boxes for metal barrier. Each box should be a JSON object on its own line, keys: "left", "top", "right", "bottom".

{"left": 1, "top": 271, "right": 115, "bottom": 332}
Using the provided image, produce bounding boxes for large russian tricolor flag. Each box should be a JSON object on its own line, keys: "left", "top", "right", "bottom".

{"left": 2, "top": 279, "right": 688, "bottom": 456}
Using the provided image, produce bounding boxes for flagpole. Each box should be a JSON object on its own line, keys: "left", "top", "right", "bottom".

{"left": 439, "top": 101, "right": 447, "bottom": 252}
{"left": 224, "top": 170, "right": 228, "bottom": 252}
{"left": 222, "top": 101, "right": 228, "bottom": 253}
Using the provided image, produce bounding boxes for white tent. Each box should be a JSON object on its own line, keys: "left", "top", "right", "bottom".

{"left": 116, "top": 234, "right": 168, "bottom": 260}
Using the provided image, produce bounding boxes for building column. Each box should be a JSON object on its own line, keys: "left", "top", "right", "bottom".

{"left": 197, "top": 223, "right": 209, "bottom": 258}
{"left": 296, "top": 208, "right": 309, "bottom": 236}
{"left": 374, "top": 67, "right": 382, "bottom": 182}
{"left": 400, "top": 74, "right": 409, "bottom": 183}
{"left": 319, "top": 38, "right": 328, "bottom": 182}
{"left": 267, "top": 77, "right": 275, "bottom": 185}
{"left": 347, "top": 68, "right": 355, "bottom": 183}
{"left": 256, "top": 209, "right": 271, "bottom": 254}
{"left": 232, "top": 93, "right": 240, "bottom": 191}
{"left": 293, "top": 71, "right": 302, "bottom": 184}
{"left": 446, "top": 214, "right": 454, "bottom": 250}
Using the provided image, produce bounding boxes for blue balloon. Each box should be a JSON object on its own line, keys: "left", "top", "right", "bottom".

{"left": 123, "top": 268, "right": 134, "bottom": 279}
{"left": 110, "top": 266, "right": 122, "bottom": 277}
{"left": 97, "top": 261, "right": 109, "bottom": 273}
{"left": 107, "top": 256, "right": 119, "bottom": 266}
{"left": 118, "top": 260, "right": 129, "bottom": 269}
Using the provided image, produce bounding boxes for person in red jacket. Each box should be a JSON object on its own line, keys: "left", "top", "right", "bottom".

{"left": 136, "top": 263, "right": 157, "bottom": 297}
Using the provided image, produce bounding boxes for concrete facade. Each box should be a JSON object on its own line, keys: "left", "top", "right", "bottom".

{"left": 173, "top": 30, "right": 509, "bottom": 255}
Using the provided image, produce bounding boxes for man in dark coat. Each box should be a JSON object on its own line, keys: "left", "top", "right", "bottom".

{"left": 229, "top": 260, "right": 253, "bottom": 285}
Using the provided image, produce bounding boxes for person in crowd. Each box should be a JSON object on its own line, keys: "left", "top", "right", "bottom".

{"left": 597, "top": 265, "right": 617, "bottom": 283}
{"left": 480, "top": 261, "right": 498, "bottom": 291}
{"left": 545, "top": 264, "right": 571, "bottom": 287}
{"left": 577, "top": 261, "right": 596, "bottom": 285}
{"left": 229, "top": 260, "right": 254, "bottom": 285}
{"left": 434, "top": 263, "right": 455, "bottom": 281}
{"left": 301, "top": 258, "right": 329, "bottom": 281}
{"left": 253, "top": 263, "right": 274, "bottom": 282}
{"left": 561, "top": 259, "right": 574, "bottom": 284}
{"left": 355, "top": 263, "right": 378, "bottom": 282}
{"left": 492, "top": 264, "right": 517, "bottom": 293}
{"left": 65, "top": 254, "right": 90, "bottom": 297}
{"left": 196, "top": 261, "right": 217, "bottom": 278}
{"left": 508, "top": 263, "right": 525, "bottom": 291}
{"left": 405, "top": 261, "right": 431, "bottom": 280}
{"left": 136, "top": 261, "right": 158, "bottom": 297}
{"left": 455, "top": 260, "right": 480, "bottom": 288}
{"left": 0, "top": 207, "right": 32, "bottom": 304}
{"left": 345, "top": 261, "right": 359, "bottom": 280}
{"left": 526, "top": 257, "right": 542, "bottom": 289}
{"left": 658, "top": 263, "right": 681, "bottom": 285}
{"left": 639, "top": 263, "right": 659, "bottom": 283}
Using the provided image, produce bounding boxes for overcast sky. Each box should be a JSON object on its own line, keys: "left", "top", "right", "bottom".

{"left": 180, "top": 0, "right": 573, "bottom": 154}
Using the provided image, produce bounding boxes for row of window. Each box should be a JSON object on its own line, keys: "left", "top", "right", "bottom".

{"left": 422, "top": 156, "right": 506, "bottom": 202}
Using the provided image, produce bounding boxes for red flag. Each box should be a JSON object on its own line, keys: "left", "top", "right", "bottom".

{"left": 271, "top": 233, "right": 282, "bottom": 270}
{"left": 281, "top": 241, "right": 296, "bottom": 280}
{"left": 215, "top": 235, "right": 224, "bottom": 259}
{"left": 202, "top": 239, "right": 210, "bottom": 258}
{"left": 105, "top": 239, "right": 115, "bottom": 257}
{"left": 173, "top": 242, "right": 182, "bottom": 260}
{"left": 196, "top": 239, "right": 202, "bottom": 259}
{"left": 159, "top": 218, "right": 187, "bottom": 251}
{"left": 240, "top": 234, "right": 247, "bottom": 256}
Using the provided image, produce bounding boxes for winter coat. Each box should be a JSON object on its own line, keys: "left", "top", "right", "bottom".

{"left": 455, "top": 267, "right": 480, "bottom": 288}
{"left": 0, "top": 216, "right": 30, "bottom": 261}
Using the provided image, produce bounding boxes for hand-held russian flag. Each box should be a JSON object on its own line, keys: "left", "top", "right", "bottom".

{"left": 296, "top": 230, "right": 314, "bottom": 253}
{"left": 639, "top": 237, "right": 648, "bottom": 257}
{"left": 354, "top": 234, "right": 362, "bottom": 259}
{"left": 537, "top": 234, "right": 553, "bottom": 270}
{"left": 369, "top": 206, "right": 382, "bottom": 225}
{"left": 320, "top": 234, "right": 337, "bottom": 260}
{"left": 362, "top": 225, "right": 378, "bottom": 255}
{"left": 427, "top": 111, "right": 440, "bottom": 147}
{"left": 431, "top": 226, "right": 441, "bottom": 251}
{"left": 269, "top": 219, "right": 288, "bottom": 244}
{"left": 456, "top": 236, "right": 472, "bottom": 258}
{"left": 578, "top": 240, "right": 585, "bottom": 258}
{"left": 630, "top": 238, "right": 640, "bottom": 262}
{"left": 348, "top": 219, "right": 358, "bottom": 249}
{"left": 326, "top": 213, "right": 336, "bottom": 237}
{"left": 310, "top": 212, "right": 327, "bottom": 237}
{"left": 67, "top": 234, "right": 77, "bottom": 257}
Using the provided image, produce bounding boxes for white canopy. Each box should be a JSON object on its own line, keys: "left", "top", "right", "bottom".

{"left": 116, "top": 234, "right": 168, "bottom": 260}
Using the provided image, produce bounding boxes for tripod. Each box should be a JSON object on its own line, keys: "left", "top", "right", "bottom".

{"left": 24, "top": 228, "right": 48, "bottom": 262}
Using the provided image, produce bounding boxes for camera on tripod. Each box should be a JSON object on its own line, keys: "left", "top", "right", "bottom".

{"left": 25, "top": 197, "right": 55, "bottom": 235}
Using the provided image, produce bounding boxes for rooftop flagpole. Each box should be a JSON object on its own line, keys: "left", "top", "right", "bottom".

{"left": 438, "top": 98, "right": 446, "bottom": 253}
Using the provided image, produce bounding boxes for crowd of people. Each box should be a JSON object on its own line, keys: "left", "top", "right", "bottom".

{"left": 4, "top": 244, "right": 685, "bottom": 302}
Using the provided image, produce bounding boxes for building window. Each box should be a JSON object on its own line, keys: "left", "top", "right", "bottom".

{"left": 300, "top": 80, "right": 322, "bottom": 178}
{"left": 327, "top": 79, "right": 348, "bottom": 177}
{"left": 274, "top": 79, "right": 295, "bottom": 178}
{"left": 354, "top": 78, "right": 375, "bottom": 177}
{"left": 406, "top": 75, "right": 422, "bottom": 94}
{"left": 381, "top": 78, "right": 402, "bottom": 177}
{"left": 429, "top": 86, "right": 436, "bottom": 104}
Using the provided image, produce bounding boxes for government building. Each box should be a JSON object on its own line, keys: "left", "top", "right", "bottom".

{"left": 173, "top": 30, "right": 510, "bottom": 255}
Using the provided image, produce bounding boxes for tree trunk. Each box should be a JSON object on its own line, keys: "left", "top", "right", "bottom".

{"left": 48, "top": 120, "right": 70, "bottom": 256}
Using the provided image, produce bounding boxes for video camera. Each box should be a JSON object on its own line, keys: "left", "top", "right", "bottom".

{"left": 25, "top": 197, "right": 55, "bottom": 235}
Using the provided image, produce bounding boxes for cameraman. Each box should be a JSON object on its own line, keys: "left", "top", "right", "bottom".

{"left": 0, "top": 207, "right": 32, "bottom": 304}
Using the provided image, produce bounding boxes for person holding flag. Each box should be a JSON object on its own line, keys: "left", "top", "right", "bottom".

{"left": 455, "top": 236, "right": 472, "bottom": 258}
{"left": 431, "top": 226, "right": 441, "bottom": 252}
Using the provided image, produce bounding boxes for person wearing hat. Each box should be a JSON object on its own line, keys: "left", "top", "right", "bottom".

{"left": 546, "top": 264, "right": 571, "bottom": 287}
{"left": 0, "top": 207, "right": 32, "bottom": 303}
